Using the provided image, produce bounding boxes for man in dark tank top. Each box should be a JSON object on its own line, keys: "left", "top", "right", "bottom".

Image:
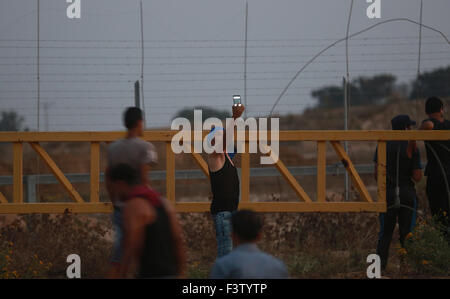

{"left": 420, "top": 97, "right": 450, "bottom": 237}
{"left": 109, "top": 163, "right": 186, "bottom": 278}
{"left": 206, "top": 104, "right": 244, "bottom": 258}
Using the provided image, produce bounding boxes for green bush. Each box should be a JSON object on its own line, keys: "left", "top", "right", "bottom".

{"left": 404, "top": 217, "right": 450, "bottom": 275}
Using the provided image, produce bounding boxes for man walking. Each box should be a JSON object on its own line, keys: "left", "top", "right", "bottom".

{"left": 374, "top": 115, "right": 423, "bottom": 271}
{"left": 420, "top": 97, "right": 450, "bottom": 236}
{"left": 109, "top": 163, "right": 185, "bottom": 278}
{"left": 206, "top": 104, "right": 244, "bottom": 258}
{"left": 106, "top": 107, "right": 158, "bottom": 277}
{"left": 210, "top": 210, "right": 289, "bottom": 279}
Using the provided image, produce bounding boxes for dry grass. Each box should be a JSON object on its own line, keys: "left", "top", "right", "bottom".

{"left": 0, "top": 195, "right": 447, "bottom": 279}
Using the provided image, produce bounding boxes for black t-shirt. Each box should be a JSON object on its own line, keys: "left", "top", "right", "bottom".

{"left": 374, "top": 141, "right": 422, "bottom": 189}
{"left": 422, "top": 118, "right": 450, "bottom": 177}
{"left": 209, "top": 155, "right": 240, "bottom": 215}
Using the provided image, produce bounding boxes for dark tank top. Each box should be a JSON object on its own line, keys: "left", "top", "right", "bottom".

{"left": 209, "top": 154, "right": 240, "bottom": 215}
{"left": 126, "top": 186, "right": 177, "bottom": 278}
{"left": 423, "top": 118, "right": 450, "bottom": 177}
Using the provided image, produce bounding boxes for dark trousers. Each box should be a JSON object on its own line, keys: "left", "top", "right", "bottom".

{"left": 426, "top": 174, "right": 450, "bottom": 235}
{"left": 376, "top": 187, "right": 417, "bottom": 270}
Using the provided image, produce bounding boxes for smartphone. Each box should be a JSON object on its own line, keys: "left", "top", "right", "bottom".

{"left": 233, "top": 95, "right": 241, "bottom": 106}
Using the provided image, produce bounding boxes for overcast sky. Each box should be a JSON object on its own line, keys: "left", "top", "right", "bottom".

{"left": 0, "top": 0, "right": 449, "bottom": 131}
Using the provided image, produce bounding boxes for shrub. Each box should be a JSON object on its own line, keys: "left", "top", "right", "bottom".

{"left": 0, "top": 213, "right": 112, "bottom": 278}
{"left": 0, "top": 239, "right": 52, "bottom": 279}
{"left": 404, "top": 217, "right": 450, "bottom": 275}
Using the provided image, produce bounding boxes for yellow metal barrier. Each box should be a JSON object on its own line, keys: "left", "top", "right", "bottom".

{"left": 0, "top": 130, "right": 448, "bottom": 214}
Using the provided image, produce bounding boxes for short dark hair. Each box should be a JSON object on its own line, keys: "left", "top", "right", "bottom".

{"left": 123, "top": 107, "right": 143, "bottom": 130}
{"left": 425, "top": 97, "right": 443, "bottom": 114}
{"left": 232, "top": 210, "right": 264, "bottom": 241}
{"left": 109, "top": 163, "right": 139, "bottom": 186}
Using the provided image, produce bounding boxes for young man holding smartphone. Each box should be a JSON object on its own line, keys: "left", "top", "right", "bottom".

{"left": 206, "top": 100, "right": 244, "bottom": 258}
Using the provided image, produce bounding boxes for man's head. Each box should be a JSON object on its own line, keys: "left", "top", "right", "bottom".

{"left": 231, "top": 210, "right": 264, "bottom": 246}
{"left": 124, "top": 107, "right": 144, "bottom": 136}
{"left": 425, "top": 97, "right": 444, "bottom": 117}
{"left": 109, "top": 163, "right": 139, "bottom": 200}
{"left": 391, "top": 115, "right": 416, "bottom": 130}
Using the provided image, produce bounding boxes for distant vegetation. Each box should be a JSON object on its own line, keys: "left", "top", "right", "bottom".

{"left": 311, "top": 65, "right": 450, "bottom": 109}
{"left": 174, "top": 106, "right": 231, "bottom": 123}
{"left": 410, "top": 65, "right": 450, "bottom": 100}
{"left": 0, "top": 111, "right": 28, "bottom": 132}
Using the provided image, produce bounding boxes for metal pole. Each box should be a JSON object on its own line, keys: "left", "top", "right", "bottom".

{"left": 244, "top": 1, "right": 248, "bottom": 118}
{"left": 36, "top": 0, "right": 41, "bottom": 202}
{"left": 134, "top": 81, "right": 140, "bottom": 108}
{"left": 344, "top": 0, "right": 353, "bottom": 202}
{"left": 343, "top": 77, "right": 349, "bottom": 202}
{"left": 140, "top": 1, "right": 146, "bottom": 125}
{"left": 37, "top": 0, "right": 40, "bottom": 131}
{"left": 44, "top": 102, "right": 49, "bottom": 131}
{"left": 416, "top": 0, "right": 423, "bottom": 122}
{"left": 417, "top": 0, "right": 423, "bottom": 77}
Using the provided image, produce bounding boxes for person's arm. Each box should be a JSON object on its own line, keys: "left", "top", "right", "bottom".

{"left": 406, "top": 126, "right": 417, "bottom": 159}
{"left": 161, "top": 199, "right": 186, "bottom": 277}
{"left": 225, "top": 105, "right": 245, "bottom": 146}
{"left": 411, "top": 149, "right": 423, "bottom": 183}
{"left": 412, "top": 169, "right": 422, "bottom": 182}
{"left": 140, "top": 163, "right": 150, "bottom": 187}
{"left": 406, "top": 140, "right": 417, "bottom": 159}
{"left": 141, "top": 142, "right": 158, "bottom": 187}
{"left": 118, "top": 198, "right": 155, "bottom": 278}
{"left": 420, "top": 120, "right": 434, "bottom": 130}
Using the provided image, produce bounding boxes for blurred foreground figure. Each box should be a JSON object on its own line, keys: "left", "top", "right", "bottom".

{"left": 210, "top": 210, "right": 289, "bottom": 279}
{"left": 374, "top": 115, "right": 422, "bottom": 271}
{"left": 420, "top": 97, "right": 450, "bottom": 237}
{"left": 106, "top": 107, "right": 158, "bottom": 277}
{"left": 109, "top": 163, "right": 185, "bottom": 278}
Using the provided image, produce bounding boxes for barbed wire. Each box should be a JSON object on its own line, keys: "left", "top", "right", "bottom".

{"left": 0, "top": 50, "right": 448, "bottom": 60}
{"left": 0, "top": 16, "right": 449, "bottom": 131}
{"left": 0, "top": 35, "right": 444, "bottom": 43}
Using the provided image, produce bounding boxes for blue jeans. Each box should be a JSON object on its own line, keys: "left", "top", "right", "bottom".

{"left": 213, "top": 211, "right": 233, "bottom": 258}
{"left": 111, "top": 207, "right": 123, "bottom": 264}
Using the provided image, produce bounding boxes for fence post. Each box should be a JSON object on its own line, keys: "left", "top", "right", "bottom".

{"left": 166, "top": 142, "right": 175, "bottom": 203}
{"left": 13, "top": 142, "right": 23, "bottom": 203}
{"left": 241, "top": 141, "right": 250, "bottom": 202}
{"left": 90, "top": 142, "right": 100, "bottom": 202}
{"left": 377, "top": 141, "right": 387, "bottom": 208}
{"left": 317, "top": 141, "right": 326, "bottom": 202}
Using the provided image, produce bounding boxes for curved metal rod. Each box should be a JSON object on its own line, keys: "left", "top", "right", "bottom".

{"left": 269, "top": 18, "right": 450, "bottom": 116}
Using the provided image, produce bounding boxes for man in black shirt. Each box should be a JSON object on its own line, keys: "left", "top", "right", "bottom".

{"left": 420, "top": 97, "right": 450, "bottom": 236}
{"left": 206, "top": 104, "right": 244, "bottom": 258}
{"left": 374, "top": 115, "right": 423, "bottom": 271}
